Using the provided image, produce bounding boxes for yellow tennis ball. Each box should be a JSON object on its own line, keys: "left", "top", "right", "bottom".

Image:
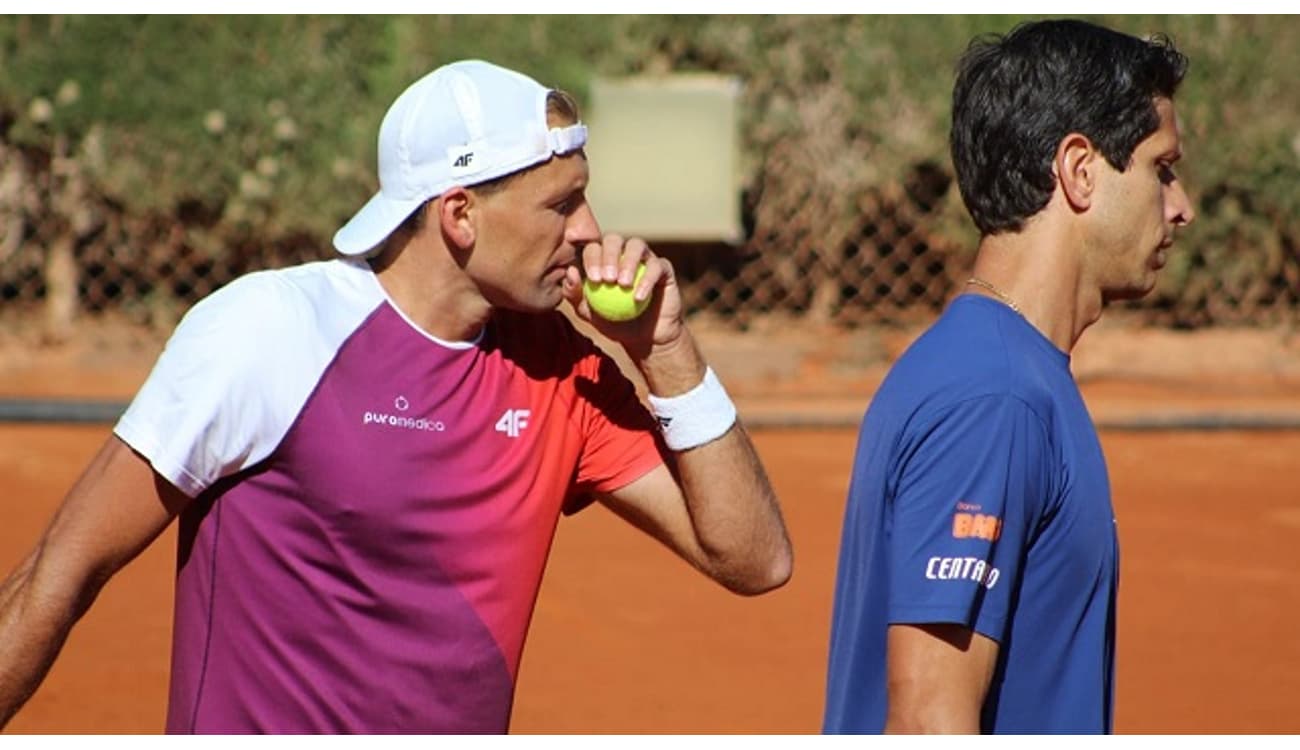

{"left": 583, "top": 263, "right": 650, "bottom": 322}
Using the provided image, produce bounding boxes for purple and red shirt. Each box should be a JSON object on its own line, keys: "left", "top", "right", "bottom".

{"left": 115, "top": 258, "right": 663, "bottom": 733}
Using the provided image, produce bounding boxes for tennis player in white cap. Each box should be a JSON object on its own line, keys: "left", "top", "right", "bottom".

{"left": 0, "top": 59, "right": 791, "bottom": 734}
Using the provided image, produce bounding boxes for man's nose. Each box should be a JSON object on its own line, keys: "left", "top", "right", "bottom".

{"left": 567, "top": 201, "right": 602, "bottom": 244}
{"left": 1168, "top": 180, "right": 1195, "bottom": 226}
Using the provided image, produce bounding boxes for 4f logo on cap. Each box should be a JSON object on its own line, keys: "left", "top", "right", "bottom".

{"left": 449, "top": 146, "right": 476, "bottom": 174}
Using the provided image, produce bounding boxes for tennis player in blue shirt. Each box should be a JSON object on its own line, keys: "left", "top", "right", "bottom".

{"left": 824, "top": 19, "right": 1195, "bottom": 734}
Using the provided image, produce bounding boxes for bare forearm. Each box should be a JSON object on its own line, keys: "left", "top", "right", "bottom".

{"left": 885, "top": 696, "right": 983, "bottom": 734}
{"left": 634, "top": 330, "right": 793, "bottom": 593}
{"left": 1, "top": 437, "right": 185, "bottom": 729}
{"left": 672, "top": 426, "right": 790, "bottom": 593}
{"left": 885, "top": 624, "right": 998, "bottom": 734}
{"left": 0, "top": 557, "right": 90, "bottom": 729}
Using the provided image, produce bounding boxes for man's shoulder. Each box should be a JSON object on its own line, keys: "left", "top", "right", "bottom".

{"left": 151, "top": 258, "right": 384, "bottom": 384}
{"left": 883, "top": 300, "right": 1008, "bottom": 388}
{"left": 184, "top": 258, "right": 308, "bottom": 310}
{"left": 209, "top": 258, "right": 368, "bottom": 306}
{"left": 875, "top": 298, "right": 1067, "bottom": 425}
{"left": 907, "top": 295, "right": 1019, "bottom": 354}
{"left": 186, "top": 258, "right": 376, "bottom": 333}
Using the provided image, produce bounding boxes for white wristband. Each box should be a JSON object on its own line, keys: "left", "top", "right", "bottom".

{"left": 647, "top": 366, "right": 738, "bottom": 451}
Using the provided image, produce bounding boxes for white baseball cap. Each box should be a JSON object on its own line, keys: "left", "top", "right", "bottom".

{"left": 332, "top": 59, "right": 588, "bottom": 256}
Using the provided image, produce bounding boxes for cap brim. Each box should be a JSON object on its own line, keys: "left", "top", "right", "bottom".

{"left": 332, "top": 192, "right": 426, "bottom": 257}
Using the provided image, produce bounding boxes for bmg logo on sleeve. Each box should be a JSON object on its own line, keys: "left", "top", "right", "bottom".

{"left": 952, "top": 501, "right": 1002, "bottom": 541}
{"left": 953, "top": 512, "right": 1003, "bottom": 541}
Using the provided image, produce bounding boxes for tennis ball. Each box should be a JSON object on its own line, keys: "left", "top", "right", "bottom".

{"left": 583, "top": 263, "right": 650, "bottom": 322}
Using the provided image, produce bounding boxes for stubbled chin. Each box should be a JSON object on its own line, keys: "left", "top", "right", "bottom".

{"left": 1103, "top": 273, "right": 1159, "bottom": 303}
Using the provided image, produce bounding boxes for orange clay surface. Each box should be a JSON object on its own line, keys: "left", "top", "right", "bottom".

{"left": 2, "top": 419, "right": 1299, "bottom": 733}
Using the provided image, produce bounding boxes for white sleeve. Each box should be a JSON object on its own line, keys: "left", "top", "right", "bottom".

{"left": 114, "top": 270, "right": 338, "bottom": 497}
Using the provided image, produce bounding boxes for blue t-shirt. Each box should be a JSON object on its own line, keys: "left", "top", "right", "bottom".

{"left": 823, "top": 295, "right": 1117, "bottom": 734}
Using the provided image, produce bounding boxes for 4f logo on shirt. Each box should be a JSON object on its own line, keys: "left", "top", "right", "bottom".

{"left": 495, "top": 409, "right": 531, "bottom": 438}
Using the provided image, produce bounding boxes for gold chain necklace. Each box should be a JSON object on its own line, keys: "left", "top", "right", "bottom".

{"left": 965, "top": 277, "right": 1022, "bottom": 316}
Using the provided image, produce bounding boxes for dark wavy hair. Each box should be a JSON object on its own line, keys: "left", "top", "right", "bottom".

{"left": 950, "top": 19, "right": 1188, "bottom": 236}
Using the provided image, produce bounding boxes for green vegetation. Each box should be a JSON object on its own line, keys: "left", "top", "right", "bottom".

{"left": 1, "top": 15, "right": 1297, "bottom": 327}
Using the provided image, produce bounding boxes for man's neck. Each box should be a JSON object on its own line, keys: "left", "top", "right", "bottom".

{"left": 966, "top": 217, "right": 1103, "bottom": 353}
{"left": 368, "top": 235, "right": 493, "bottom": 343}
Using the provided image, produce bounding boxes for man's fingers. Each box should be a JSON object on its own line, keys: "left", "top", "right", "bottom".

{"left": 618, "top": 238, "right": 651, "bottom": 286}
{"left": 581, "top": 234, "right": 655, "bottom": 286}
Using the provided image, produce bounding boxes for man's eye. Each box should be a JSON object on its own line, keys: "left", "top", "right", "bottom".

{"left": 1157, "top": 164, "right": 1177, "bottom": 185}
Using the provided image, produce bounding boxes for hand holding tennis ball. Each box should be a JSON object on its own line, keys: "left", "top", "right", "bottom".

{"left": 584, "top": 263, "right": 650, "bottom": 322}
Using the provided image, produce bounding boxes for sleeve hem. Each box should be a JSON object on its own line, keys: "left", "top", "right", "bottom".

{"left": 591, "top": 449, "right": 663, "bottom": 496}
{"left": 113, "top": 420, "right": 207, "bottom": 498}
{"left": 889, "top": 605, "right": 1007, "bottom": 645}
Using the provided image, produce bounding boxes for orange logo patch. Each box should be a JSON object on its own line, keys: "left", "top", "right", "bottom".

{"left": 953, "top": 512, "right": 1002, "bottom": 541}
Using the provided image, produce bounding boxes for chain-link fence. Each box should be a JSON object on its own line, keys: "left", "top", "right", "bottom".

{"left": 3, "top": 16, "right": 1297, "bottom": 347}
{"left": 3, "top": 132, "right": 1299, "bottom": 348}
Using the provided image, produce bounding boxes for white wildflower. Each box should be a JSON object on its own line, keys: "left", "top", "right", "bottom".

{"left": 256, "top": 156, "right": 279, "bottom": 178}
{"left": 56, "top": 80, "right": 80, "bottom": 106}
{"left": 28, "top": 97, "right": 53, "bottom": 123}
{"left": 204, "top": 110, "right": 227, "bottom": 135}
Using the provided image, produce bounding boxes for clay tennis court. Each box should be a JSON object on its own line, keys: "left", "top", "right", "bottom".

{"left": 3, "top": 351, "right": 1299, "bottom": 734}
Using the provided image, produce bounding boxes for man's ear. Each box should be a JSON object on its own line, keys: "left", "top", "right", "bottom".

{"left": 437, "top": 187, "right": 476, "bottom": 250}
{"left": 1054, "top": 133, "right": 1098, "bottom": 212}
